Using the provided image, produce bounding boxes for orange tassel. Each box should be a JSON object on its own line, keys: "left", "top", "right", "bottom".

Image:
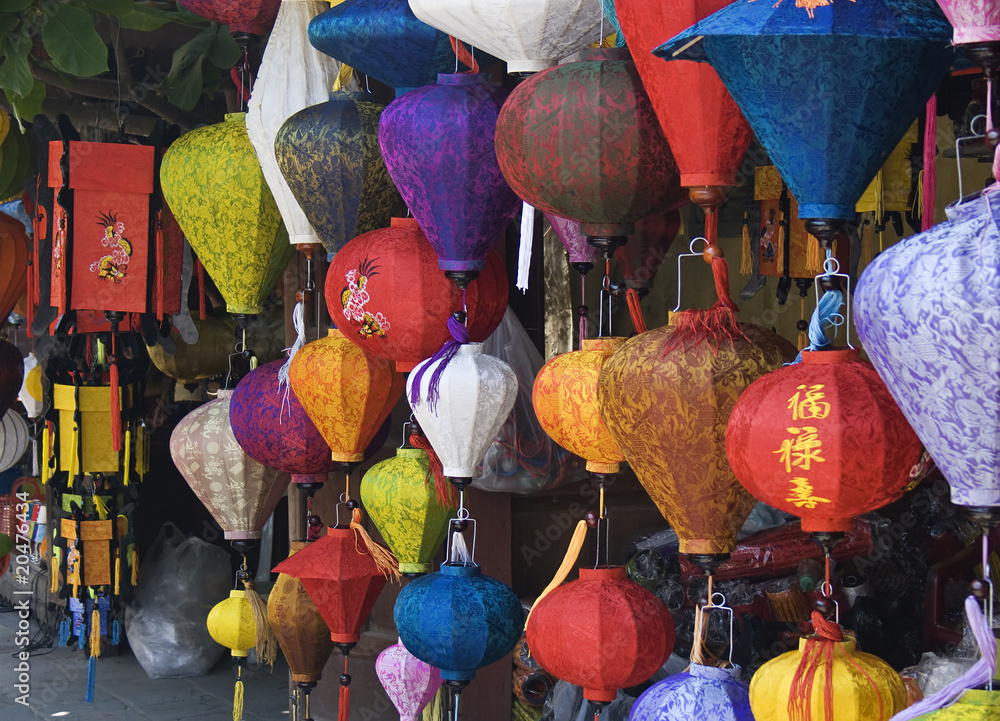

{"left": 350, "top": 508, "right": 400, "bottom": 582}
{"left": 449, "top": 36, "right": 479, "bottom": 72}
{"left": 740, "top": 213, "right": 753, "bottom": 275}
{"left": 775, "top": 220, "right": 785, "bottom": 273}
{"left": 626, "top": 288, "right": 647, "bottom": 334}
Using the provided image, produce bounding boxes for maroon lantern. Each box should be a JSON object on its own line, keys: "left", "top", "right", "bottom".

{"left": 177, "top": 0, "right": 281, "bottom": 44}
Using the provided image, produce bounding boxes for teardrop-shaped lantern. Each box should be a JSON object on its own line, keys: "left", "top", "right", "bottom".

{"left": 855, "top": 193, "right": 1000, "bottom": 522}
{"left": 0, "top": 211, "right": 29, "bottom": 322}
{"left": 161, "top": 113, "right": 294, "bottom": 318}
{"left": 360, "top": 447, "right": 456, "bottom": 575}
{"left": 170, "top": 390, "right": 290, "bottom": 542}
{"left": 630, "top": 663, "right": 753, "bottom": 721}
{"left": 394, "top": 562, "right": 524, "bottom": 683}
{"left": 409, "top": 0, "right": 602, "bottom": 73}
{"left": 328, "top": 218, "right": 508, "bottom": 371}
{"left": 274, "top": 92, "right": 402, "bottom": 254}
{"left": 532, "top": 337, "right": 626, "bottom": 475}
{"left": 617, "top": 0, "right": 753, "bottom": 239}
{"left": 656, "top": 0, "right": 953, "bottom": 246}
{"left": 495, "top": 48, "right": 684, "bottom": 255}
{"left": 230, "top": 359, "right": 338, "bottom": 490}
{"left": 308, "top": 0, "right": 464, "bottom": 95}
{"left": 376, "top": 638, "right": 443, "bottom": 721}
{"left": 0, "top": 410, "right": 29, "bottom": 473}
{"left": 268, "top": 542, "right": 335, "bottom": 686}
{"left": 0, "top": 339, "right": 23, "bottom": 417}
{"left": 527, "top": 566, "right": 675, "bottom": 705}
{"left": 289, "top": 329, "right": 404, "bottom": 466}
{"left": 247, "top": 0, "right": 349, "bottom": 250}
{"left": 380, "top": 73, "right": 519, "bottom": 287}
{"left": 726, "top": 349, "right": 922, "bottom": 545}
{"left": 177, "top": 0, "right": 280, "bottom": 44}
{"left": 599, "top": 323, "right": 795, "bottom": 572}
{"left": 407, "top": 343, "right": 518, "bottom": 484}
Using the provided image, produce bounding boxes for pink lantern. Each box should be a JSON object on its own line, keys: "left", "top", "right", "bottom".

{"left": 376, "top": 638, "right": 443, "bottom": 721}
{"left": 936, "top": 0, "right": 1000, "bottom": 44}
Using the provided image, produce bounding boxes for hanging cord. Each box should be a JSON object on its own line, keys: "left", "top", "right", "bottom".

{"left": 923, "top": 95, "right": 937, "bottom": 231}
{"left": 626, "top": 288, "right": 646, "bottom": 334}
{"left": 578, "top": 274, "right": 589, "bottom": 346}
{"left": 230, "top": 48, "right": 251, "bottom": 108}
{"left": 789, "top": 289, "right": 843, "bottom": 364}
{"left": 449, "top": 37, "right": 479, "bottom": 73}
{"left": 409, "top": 316, "right": 470, "bottom": 413}
{"left": 663, "top": 243, "right": 744, "bottom": 355}
{"left": 339, "top": 655, "right": 351, "bottom": 721}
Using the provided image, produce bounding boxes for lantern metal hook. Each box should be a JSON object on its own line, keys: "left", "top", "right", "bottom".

{"left": 593, "top": 515, "right": 611, "bottom": 569}
{"left": 818, "top": 581, "right": 841, "bottom": 625}
{"left": 708, "top": 591, "right": 737, "bottom": 668}
{"left": 673, "top": 237, "right": 710, "bottom": 313}
{"left": 446, "top": 509, "right": 477, "bottom": 566}
{"left": 814, "top": 255, "right": 854, "bottom": 349}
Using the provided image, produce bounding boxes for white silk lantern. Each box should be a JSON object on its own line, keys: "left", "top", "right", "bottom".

{"left": 246, "top": 0, "right": 354, "bottom": 246}
{"left": 170, "top": 390, "right": 290, "bottom": 541}
{"left": 408, "top": 0, "right": 604, "bottom": 73}
{"left": 406, "top": 343, "right": 517, "bottom": 481}
{"left": 0, "top": 410, "right": 29, "bottom": 473}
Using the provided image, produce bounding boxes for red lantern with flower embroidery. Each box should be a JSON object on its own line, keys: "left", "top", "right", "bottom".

{"left": 726, "top": 349, "right": 922, "bottom": 542}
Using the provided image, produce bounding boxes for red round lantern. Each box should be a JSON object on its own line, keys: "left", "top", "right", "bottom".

{"left": 726, "top": 349, "right": 922, "bottom": 538}
{"left": 527, "top": 566, "right": 674, "bottom": 704}
{"left": 495, "top": 47, "right": 684, "bottom": 254}
{"left": 177, "top": 0, "right": 281, "bottom": 43}
{"left": 328, "top": 217, "right": 509, "bottom": 371}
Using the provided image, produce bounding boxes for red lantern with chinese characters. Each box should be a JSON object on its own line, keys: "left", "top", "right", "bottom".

{"left": 327, "top": 218, "right": 509, "bottom": 371}
{"left": 726, "top": 349, "right": 922, "bottom": 544}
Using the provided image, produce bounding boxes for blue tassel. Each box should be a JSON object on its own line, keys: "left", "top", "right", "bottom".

{"left": 111, "top": 620, "right": 120, "bottom": 646}
{"left": 790, "top": 289, "right": 844, "bottom": 364}
{"left": 77, "top": 623, "right": 86, "bottom": 650}
{"left": 58, "top": 619, "right": 68, "bottom": 647}
{"left": 85, "top": 655, "right": 95, "bottom": 703}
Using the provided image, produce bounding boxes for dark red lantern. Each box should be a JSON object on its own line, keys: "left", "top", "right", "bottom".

{"left": 327, "top": 217, "right": 509, "bottom": 371}
{"left": 616, "top": 0, "right": 753, "bottom": 242}
{"left": 726, "top": 349, "right": 922, "bottom": 545}
{"left": 527, "top": 566, "right": 674, "bottom": 706}
{"left": 495, "top": 48, "right": 683, "bottom": 256}
{"left": 613, "top": 210, "right": 682, "bottom": 295}
{"left": 177, "top": 0, "right": 280, "bottom": 44}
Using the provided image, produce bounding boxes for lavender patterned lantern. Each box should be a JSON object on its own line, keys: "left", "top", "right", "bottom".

{"left": 629, "top": 664, "right": 753, "bottom": 721}
{"left": 936, "top": 0, "right": 1000, "bottom": 44}
{"left": 855, "top": 190, "right": 1000, "bottom": 524}
{"left": 376, "top": 638, "right": 443, "bottom": 721}
{"left": 545, "top": 213, "right": 600, "bottom": 275}
{"left": 379, "top": 73, "right": 520, "bottom": 288}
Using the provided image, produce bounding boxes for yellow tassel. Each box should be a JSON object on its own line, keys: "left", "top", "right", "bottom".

{"left": 863, "top": 215, "right": 873, "bottom": 267}
{"left": 90, "top": 608, "right": 102, "bottom": 658}
{"left": 123, "top": 427, "right": 131, "bottom": 487}
{"left": 114, "top": 552, "right": 120, "bottom": 596}
{"left": 805, "top": 233, "right": 823, "bottom": 276}
{"left": 130, "top": 547, "right": 138, "bottom": 587}
{"left": 241, "top": 576, "right": 278, "bottom": 668}
{"left": 350, "top": 508, "right": 400, "bottom": 582}
{"left": 874, "top": 168, "right": 885, "bottom": 228}
{"left": 775, "top": 218, "right": 785, "bottom": 272}
{"left": 233, "top": 668, "right": 244, "bottom": 721}
{"left": 94, "top": 493, "right": 109, "bottom": 521}
{"left": 140, "top": 427, "right": 150, "bottom": 479}
{"left": 333, "top": 63, "right": 354, "bottom": 92}
{"left": 914, "top": 169, "right": 924, "bottom": 219}
{"left": 50, "top": 546, "right": 60, "bottom": 594}
{"left": 527, "top": 520, "right": 588, "bottom": 625}
{"left": 69, "top": 424, "right": 78, "bottom": 485}
{"left": 41, "top": 424, "right": 51, "bottom": 486}
{"left": 740, "top": 213, "right": 753, "bottom": 275}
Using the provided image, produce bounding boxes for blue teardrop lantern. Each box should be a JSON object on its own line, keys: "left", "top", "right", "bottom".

{"left": 394, "top": 562, "right": 524, "bottom": 686}
{"left": 630, "top": 664, "right": 753, "bottom": 721}
{"left": 655, "top": 0, "right": 954, "bottom": 243}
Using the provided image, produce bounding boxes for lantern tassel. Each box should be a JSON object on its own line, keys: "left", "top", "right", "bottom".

{"left": 124, "top": 427, "right": 132, "bottom": 487}
{"left": 339, "top": 658, "right": 350, "bottom": 721}
{"left": 241, "top": 576, "right": 278, "bottom": 668}
{"left": 923, "top": 95, "right": 937, "bottom": 230}
{"left": 626, "top": 288, "right": 646, "bottom": 334}
{"left": 195, "top": 257, "right": 206, "bottom": 320}
{"left": 663, "top": 253, "right": 745, "bottom": 354}
{"left": 409, "top": 434, "right": 457, "bottom": 508}
{"left": 86, "top": 655, "right": 96, "bottom": 703}
{"left": 233, "top": 666, "right": 244, "bottom": 721}
{"left": 109, "top": 336, "right": 123, "bottom": 454}
{"left": 805, "top": 234, "right": 823, "bottom": 276}
{"left": 155, "top": 212, "right": 165, "bottom": 321}
{"left": 90, "top": 607, "right": 102, "bottom": 659}
{"left": 278, "top": 301, "right": 307, "bottom": 413}
{"left": 114, "top": 551, "right": 120, "bottom": 596}
{"left": 740, "top": 213, "right": 752, "bottom": 275}
{"left": 409, "top": 317, "right": 470, "bottom": 413}
{"left": 516, "top": 202, "right": 534, "bottom": 293}
{"left": 527, "top": 520, "right": 588, "bottom": 625}
{"left": 775, "top": 217, "right": 785, "bottom": 273}
{"left": 131, "top": 547, "right": 138, "bottom": 587}
{"left": 790, "top": 290, "right": 841, "bottom": 364}
{"left": 58, "top": 618, "right": 68, "bottom": 647}
{"left": 350, "top": 508, "right": 400, "bottom": 582}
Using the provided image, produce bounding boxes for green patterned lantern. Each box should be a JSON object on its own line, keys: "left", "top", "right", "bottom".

{"left": 161, "top": 113, "right": 294, "bottom": 319}
{"left": 274, "top": 92, "right": 403, "bottom": 255}
{"left": 360, "top": 446, "right": 456, "bottom": 575}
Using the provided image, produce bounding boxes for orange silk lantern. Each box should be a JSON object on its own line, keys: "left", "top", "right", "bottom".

{"left": 289, "top": 329, "right": 404, "bottom": 467}
{"left": 532, "top": 337, "right": 626, "bottom": 475}
{"left": 726, "top": 349, "right": 922, "bottom": 549}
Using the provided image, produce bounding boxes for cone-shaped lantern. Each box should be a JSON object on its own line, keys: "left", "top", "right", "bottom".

{"left": 360, "top": 447, "right": 456, "bottom": 575}
{"left": 230, "top": 359, "right": 338, "bottom": 492}
{"left": 532, "top": 337, "right": 626, "bottom": 475}
{"left": 274, "top": 92, "right": 402, "bottom": 255}
{"left": 161, "top": 113, "right": 294, "bottom": 319}
{"left": 247, "top": 0, "right": 349, "bottom": 250}
{"left": 630, "top": 664, "right": 753, "bottom": 721}
{"left": 377, "top": 638, "right": 443, "bottom": 721}
{"left": 495, "top": 48, "right": 684, "bottom": 257}
{"left": 177, "top": 0, "right": 280, "bottom": 44}
{"left": 328, "top": 218, "right": 508, "bottom": 371}
{"left": 655, "top": 0, "right": 953, "bottom": 248}
{"left": 170, "top": 390, "right": 290, "bottom": 541}
{"left": 726, "top": 349, "right": 922, "bottom": 547}
{"left": 527, "top": 566, "right": 675, "bottom": 705}
{"left": 936, "top": 0, "right": 1000, "bottom": 47}
{"left": 407, "top": 340, "right": 517, "bottom": 485}
{"left": 308, "top": 0, "right": 466, "bottom": 95}
{"left": 545, "top": 213, "right": 600, "bottom": 273}
{"left": 616, "top": 0, "right": 753, "bottom": 242}
{"left": 289, "top": 329, "right": 404, "bottom": 466}
{"left": 409, "top": 0, "right": 602, "bottom": 73}
{"left": 380, "top": 73, "right": 519, "bottom": 287}
{"left": 855, "top": 192, "right": 1000, "bottom": 525}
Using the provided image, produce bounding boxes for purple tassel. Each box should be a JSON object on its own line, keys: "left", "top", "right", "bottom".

{"left": 891, "top": 596, "right": 997, "bottom": 720}
{"left": 409, "top": 316, "right": 471, "bottom": 412}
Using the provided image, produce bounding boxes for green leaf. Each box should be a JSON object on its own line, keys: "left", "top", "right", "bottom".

{"left": 162, "top": 25, "right": 212, "bottom": 86}
{"left": 0, "top": 27, "right": 32, "bottom": 99}
{"left": 118, "top": 4, "right": 173, "bottom": 31}
{"left": 41, "top": 5, "right": 109, "bottom": 77}
{"left": 8, "top": 78, "right": 45, "bottom": 128}
{"left": 0, "top": 15, "right": 18, "bottom": 36}
{"left": 0, "top": 0, "right": 34, "bottom": 12}
{"left": 206, "top": 23, "right": 240, "bottom": 69}
{"left": 81, "top": 0, "right": 134, "bottom": 16}
{"left": 165, "top": 56, "right": 203, "bottom": 110}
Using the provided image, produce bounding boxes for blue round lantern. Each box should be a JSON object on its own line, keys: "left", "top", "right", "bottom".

{"left": 394, "top": 562, "right": 524, "bottom": 686}
{"left": 630, "top": 664, "right": 753, "bottom": 721}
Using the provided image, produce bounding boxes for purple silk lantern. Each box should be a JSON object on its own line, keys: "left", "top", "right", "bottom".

{"left": 230, "top": 359, "right": 338, "bottom": 492}
{"left": 855, "top": 190, "right": 1000, "bottom": 523}
{"left": 379, "top": 73, "right": 520, "bottom": 288}
{"left": 545, "top": 213, "right": 600, "bottom": 274}
{"left": 376, "top": 638, "right": 442, "bottom": 721}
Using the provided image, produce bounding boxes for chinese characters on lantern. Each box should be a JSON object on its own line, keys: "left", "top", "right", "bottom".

{"left": 775, "top": 385, "right": 832, "bottom": 510}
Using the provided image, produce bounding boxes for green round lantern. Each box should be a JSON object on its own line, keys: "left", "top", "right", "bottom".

{"left": 360, "top": 447, "right": 455, "bottom": 575}
{"left": 161, "top": 113, "right": 294, "bottom": 318}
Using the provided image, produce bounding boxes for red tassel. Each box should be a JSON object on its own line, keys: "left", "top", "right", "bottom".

{"left": 109, "top": 335, "right": 123, "bottom": 453}
{"left": 338, "top": 658, "right": 350, "bottom": 721}
{"left": 195, "top": 257, "right": 206, "bottom": 320}
{"left": 922, "top": 95, "right": 937, "bottom": 231}
{"left": 663, "top": 255, "right": 745, "bottom": 355}
{"left": 626, "top": 288, "right": 647, "bottom": 334}
{"left": 449, "top": 36, "right": 480, "bottom": 72}
{"left": 155, "top": 212, "right": 164, "bottom": 322}
{"left": 410, "top": 434, "right": 458, "bottom": 508}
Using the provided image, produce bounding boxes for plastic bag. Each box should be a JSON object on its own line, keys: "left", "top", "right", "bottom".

{"left": 474, "top": 308, "right": 587, "bottom": 494}
{"left": 902, "top": 652, "right": 976, "bottom": 697}
{"left": 125, "top": 523, "right": 232, "bottom": 678}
